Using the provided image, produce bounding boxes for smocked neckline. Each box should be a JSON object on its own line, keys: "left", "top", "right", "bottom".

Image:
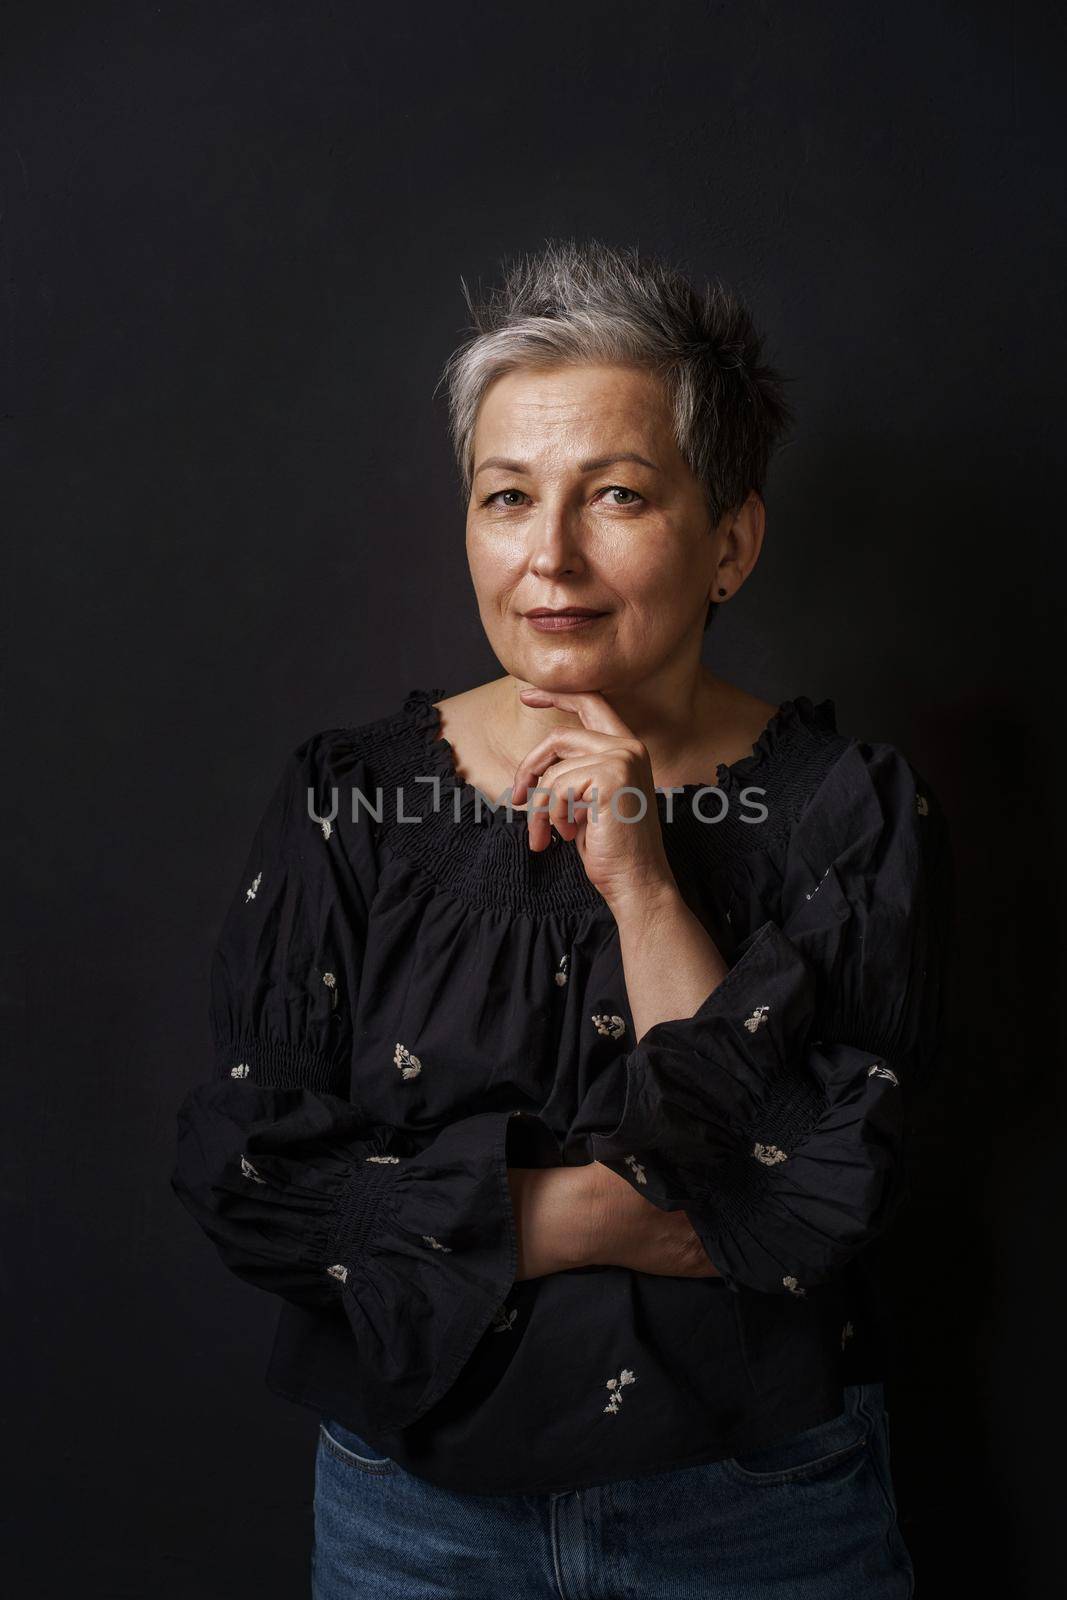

{"left": 399, "top": 684, "right": 838, "bottom": 830}
{"left": 366, "top": 685, "right": 845, "bottom": 916}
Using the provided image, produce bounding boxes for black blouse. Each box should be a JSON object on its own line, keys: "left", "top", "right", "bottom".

{"left": 170, "top": 685, "right": 954, "bottom": 1495}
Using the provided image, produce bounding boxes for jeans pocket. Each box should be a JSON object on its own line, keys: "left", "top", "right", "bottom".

{"left": 318, "top": 1417, "right": 399, "bottom": 1476}
{"left": 720, "top": 1405, "right": 869, "bottom": 1486}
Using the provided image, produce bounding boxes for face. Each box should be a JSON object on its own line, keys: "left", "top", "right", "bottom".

{"left": 465, "top": 362, "right": 763, "bottom": 693}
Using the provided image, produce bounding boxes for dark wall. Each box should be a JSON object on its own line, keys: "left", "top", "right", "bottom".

{"left": 4, "top": 2, "right": 1063, "bottom": 1594}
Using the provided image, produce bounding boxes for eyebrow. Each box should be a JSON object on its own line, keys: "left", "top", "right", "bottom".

{"left": 473, "top": 451, "right": 660, "bottom": 478}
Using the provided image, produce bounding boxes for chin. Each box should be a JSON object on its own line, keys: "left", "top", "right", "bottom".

{"left": 512, "top": 660, "right": 611, "bottom": 692}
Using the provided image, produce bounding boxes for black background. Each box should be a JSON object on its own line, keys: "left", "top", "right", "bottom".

{"left": 4, "top": 3, "right": 1063, "bottom": 1595}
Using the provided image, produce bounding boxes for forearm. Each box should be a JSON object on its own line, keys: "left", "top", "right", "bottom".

{"left": 507, "top": 1165, "right": 594, "bottom": 1280}
{"left": 507, "top": 887, "right": 730, "bottom": 1285}
{"left": 508, "top": 1161, "right": 721, "bottom": 1280}
{"left": 611, "top": 883, "right": 729, "bottom": 1043}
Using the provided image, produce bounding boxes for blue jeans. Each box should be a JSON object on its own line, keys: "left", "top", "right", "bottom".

{"left": 312, "top": 1381, "right": 915, "bottom": 1599}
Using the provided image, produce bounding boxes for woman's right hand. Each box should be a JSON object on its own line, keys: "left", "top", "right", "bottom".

{"left": 579, "top": 1160, "right": 722, "bottom": 1279}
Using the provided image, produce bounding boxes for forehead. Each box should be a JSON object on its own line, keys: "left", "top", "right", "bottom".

{"left": 473, "top": 363, "right": 673, "bottom": 457}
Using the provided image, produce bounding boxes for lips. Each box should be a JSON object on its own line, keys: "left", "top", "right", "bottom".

{"left": 523, "top": 607, "right": 609, "bottom": 632}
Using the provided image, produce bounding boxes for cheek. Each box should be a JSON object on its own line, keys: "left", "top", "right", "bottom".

{"left": 605, "top": 532, "right": 693, "bottom": 611}
{"left": 467, "top": 529, "right": 525, "bottom": 593}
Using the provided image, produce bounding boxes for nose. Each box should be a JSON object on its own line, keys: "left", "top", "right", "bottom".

{"left": 527, "top": 503, "right": 586, "bottom": 579}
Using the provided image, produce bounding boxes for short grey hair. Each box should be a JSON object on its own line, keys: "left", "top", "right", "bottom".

{"left": 436, "top": 237, "right": 796, "bottom": 630}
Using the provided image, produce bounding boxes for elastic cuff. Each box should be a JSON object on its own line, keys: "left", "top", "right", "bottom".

{"left": 746, "top": 1060, "right": 826, "bottom": 1151}
{"left": 214, "top": 1034, "right": 348, "bottom": 1093}
{"left": 324, "top": 1156, "right": 407, "bottom": 1267}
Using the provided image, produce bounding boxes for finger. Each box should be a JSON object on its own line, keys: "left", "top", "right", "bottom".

{"left": 517, "top": 685, "right": 636, "bottom": 743}
{"left": 536, "top": 755, "right": 641, "bottom": 833}
{"left": 522, "top": 746, "right": 645, "bottom": 853}
{"left": 533, "top": 760, "right": 598, "bottom": 841}
{"left": 522, "top": 761, "right": 598, "bottom": 852}
{"left": 512, "top": 729, "right": 636, "bottom": 804}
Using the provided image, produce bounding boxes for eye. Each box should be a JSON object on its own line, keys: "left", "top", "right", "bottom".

{"left": 479, "top": 485, "right": 645, "bottom": 510}
{"left": 481, "top": 488, "right": 528, "bottom": 508}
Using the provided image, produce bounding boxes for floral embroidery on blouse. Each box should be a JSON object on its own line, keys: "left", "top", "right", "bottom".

{"left": 753, "top": 1142, "right": 788, "bottom": 1166}
{"left": 591, "top": 1013, "right": 626, "bottom": 1039}
{"left": 624, "top": 1153, "right": 647, "bottom": 1185}
{"left": 245, "top": 871, "right": 261, "bottom": 902}
{"left": 554, "top": 953, "right": 569, "bottom": 987}
{"left": 782, "top": 1275, "right": 806, "bottom": 1297}
{"left": 322, "top": 971, "right": 338, "bottom": 1009}
{"left": 492, "top": 1304, "right": 518, "bottom": 1333}
{"left": 421, "top": 1234, "right": 452, "bottom": 1252}
{"left": 867, "top": 1064, "right": 899, "bottom": 1085}
{"left": 603, "top": 1367, "right": 636, "bottom": 1415}
{"left": 365, "top": 1153, "right": 400, "bottom": 1164}
{"left": 230, "top": 1062, "right": 250, "bottom": 1078}
{"left": 841, "top": 1320, "right": 855, "bottom": 1351}
{"left": 743, "top": 1005, "right": 770, "bottom": 1034}
{"left": 240, "top": 1154, "right": 265, "bottom": 1184}
{"left": 325, "top": 1263, "right": 348, "bottom": 1284}
{"left": 394, "top": 1043, "right": 422, "bottom": 1079}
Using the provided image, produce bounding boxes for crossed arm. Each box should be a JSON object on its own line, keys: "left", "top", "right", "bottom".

{"left": 509, "top": 885, "right": 728, "bottom": 1281}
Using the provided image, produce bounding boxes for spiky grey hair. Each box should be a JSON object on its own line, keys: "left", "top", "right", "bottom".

{"left": 435, "top": 237, "right": 795, "bottom": 630}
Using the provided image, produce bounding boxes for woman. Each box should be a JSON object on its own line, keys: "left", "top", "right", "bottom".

{"left": 172, "top": 238, "right": 953, "bottom": 1598}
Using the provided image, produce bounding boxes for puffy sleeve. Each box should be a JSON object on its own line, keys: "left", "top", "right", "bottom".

{"left": 170, "top": 730, "right": 561, "bottom": 1430}
{"left": 575, "top": 738, "right": 955, "bottom": 1297}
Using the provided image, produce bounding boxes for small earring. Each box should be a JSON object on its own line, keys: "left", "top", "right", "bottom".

{"left": 717, "top": 587, "right": 727, "bottom": 597}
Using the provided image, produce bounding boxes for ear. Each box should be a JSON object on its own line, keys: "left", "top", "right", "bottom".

{"left": 713, "top": 493, "right": 766, "bottom": 599}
